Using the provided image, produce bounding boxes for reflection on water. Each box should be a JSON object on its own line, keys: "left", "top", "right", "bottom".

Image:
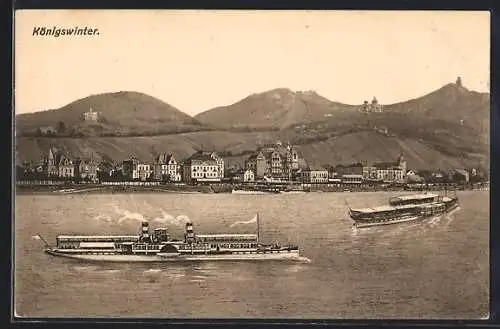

{"left": 14, "top": 191, "right": 488, "bottom": 319}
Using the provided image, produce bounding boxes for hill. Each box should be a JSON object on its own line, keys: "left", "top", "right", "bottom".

{"left": 194, "top": 80, "right": 489, "bottom": 140}
{"left": 15, "top": 127, "right": 488, "bottom": 171}
{"left": 194, "top": 88, "right": 357, "bottom": 130}
{"left": 383, "top": 82, "right": 490, "bottom": 142}
{"left": 16, "top": 91, "right": 206, "bottom": 137}
{"left": 15, "top": 80, "right": 490, "bottom": 172}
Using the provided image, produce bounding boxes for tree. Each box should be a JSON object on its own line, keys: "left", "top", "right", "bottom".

{"left": 56, "top": 121, "right": 67, "bottom": 134}
{"left": 161, "top": 174, "right": 171, "bottom": 183}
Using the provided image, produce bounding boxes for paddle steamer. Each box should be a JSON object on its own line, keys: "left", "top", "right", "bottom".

{"left": 41, "top": 214, "right": 300, "bottom": 262}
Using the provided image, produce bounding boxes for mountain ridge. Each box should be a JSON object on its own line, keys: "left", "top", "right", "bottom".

{"left": 15, "top": 81, "right": 490, "bottom": 171}
{"left": 16, "top": 91, "right": 206, "bottom": 137}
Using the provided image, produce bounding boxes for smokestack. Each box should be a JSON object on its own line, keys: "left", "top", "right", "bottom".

{"left": 141, "top": 221, "right": 150, "bottom": 241}
{"left": 185, "top": 222, "right": 195, "bottom": 243}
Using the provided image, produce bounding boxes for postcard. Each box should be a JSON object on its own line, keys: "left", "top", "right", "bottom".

{"left": 14, "top": 10, "right": 490, "bottom": 319}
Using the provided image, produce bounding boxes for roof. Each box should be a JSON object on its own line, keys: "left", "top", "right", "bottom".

{"left": 373, "top": 162, "right": 400, "bottom": 170}
{"left": 154, "top": 153, "right": 173, "bottom": 164}
{"left": 197, "top": 234, "right": 258, "bottom": 238}
{"left": 352, "top": 205, "right": 395, "bottom": 213}
{"left": 308, "top": 166, "right": 328, "bottom": 171}
{"left": 58, "top": 154, "right": 74, "bottom": 166}
{"left": 390, "top": 193, "right": 438, "bottom": 202}
{"left": 184, "top": 151, "right": 216, "bottom": 164}
{"left": 336, "top": 163, "right": 363, "bottom": 168}
{"left": 196, "top": 234, "right": 258, "bottom": 240}
{"left": 351, "top": 202, "right": 435, "bottom": 214}
{"left": 57, "top": 235, "right": 139, "bottom": 240}
{"left": 455, "top": 169, "right": 469, "bottom": 176}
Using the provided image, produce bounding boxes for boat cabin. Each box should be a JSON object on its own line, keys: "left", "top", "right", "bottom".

{"left": 418, "top": 203, "right": 445, "bottom": 216}
{"left": 350, "top": 203, "right": 424, "bottom": 221}
{"left": 194, "top": 234, "right": 259, "bottom": 250}
{"left": 389, "top": 193, "right": 439, "bottom": 207}
{"left": 56, "top": 235, "right": 139, "bottom": 249}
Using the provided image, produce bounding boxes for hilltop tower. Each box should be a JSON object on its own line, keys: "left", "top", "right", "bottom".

{"left": 84, "top": 107, "right": 99, "bottom": 121}
{"left": 371, "top": 97, "right": 382, "bottom": 112}
{"left": 360, "top": 100, "right": 370, "bottom": 112}
{"left": 456, "top": 76, "right": 463, "bottom": 88}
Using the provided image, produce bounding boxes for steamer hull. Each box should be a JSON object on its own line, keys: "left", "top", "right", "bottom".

{"left": 349, "top": 193, "right": 459, "bottom": 228}
{"left": 45, "top": 248, "right": 301, "bottom": 262}
{"left": 42, "top": 214, "right": 301, "bottom": 263}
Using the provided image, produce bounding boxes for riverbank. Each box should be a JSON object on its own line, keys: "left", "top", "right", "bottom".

{"left": 14, "top": 183, "right": 488, "bottom": 195}
{"left": 15, "top": 184, "right": 234, "bottom": 195}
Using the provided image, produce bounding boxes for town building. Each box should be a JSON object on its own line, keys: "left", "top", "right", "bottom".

{"left": 75, "top": 156, "right": 99, "bottom": 181}
{"left": 58, "top": 155, "right": 75, "bottom": 178}
{"left": 182, "top": 151, "right": 222, "bottom": 184}
{"left": 230, "top": 168, "right": 245, "bottom": 183}
{"left": 98, "top": 161, "right": 114, "bottom": 179}
{"left": 431, "top": 171, "right": 446, "bottom": 183}
{"left": 372, "top": 153, "right": 407, "bottom": 183}
{"left": 406, "top": 170, "right": 424, "bottom": 183}
{"left": 373, "top": 164, "right": 404, "bottom": 182}
{"left": 362, "top": 166, "right": 378, "bottom": 180}
{"left": 245, "top": 152, "right": 267, "bottom": 178}
{"left": 301, "top": 167, "right": 329, "bottom": 184}
{"left": 449, "top": 168, "right": 470, "bottom": 183}
{"left": 137, "top": 163, "right": 152, "bottom": 181}
{"left": 245, "top": 141, "right": 300, "bottom": 181}
{"left": 406, "top": 170, "right": 416, "bottom": 176}
{"left": 328, "top": 170, "right": 341, "bottom": 183}
{"left": 83, "top": 107, "right": 99, "bottom": 121}
{"left": 153, "top": 153, "right": 181, "bottom": 182}
{"left": 209, "top": 152, "right": 225, "bottom": 179}
{"left": 122, "top": 157, "right": 140, "bottom": 180}
{"left": 335, "top": 163, "right": 364, "bottom": 177}
{"left": 243, "top": 169, "right": 255, "bottom": 182}
{"left": 46, "top": 147, "right": 62, "bottom": 177}
{"left": 39, "top": 126, "right": 56, "bottom": 134}
{"left": 341, "top": 174, "right": 363, "bottom": 184}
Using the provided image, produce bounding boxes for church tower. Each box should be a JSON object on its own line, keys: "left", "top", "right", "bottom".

{"left": 397, "top": 152, "right": 407, "bottom": 177}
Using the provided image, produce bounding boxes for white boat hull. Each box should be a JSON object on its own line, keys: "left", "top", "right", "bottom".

{"left": 353, "top": 204, "right": 459, "bottom": 229}
{"left": 354, "top": 215, "right": 421, "bottom": 228}
{"left": 45, "top": 249, "right": 301, "bottom": 262}
{"left": 231, "top": 190, "right": 273, "bottom": 195}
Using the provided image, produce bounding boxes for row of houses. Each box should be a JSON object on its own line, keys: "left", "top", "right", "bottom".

{"left": 240, "top": 151, "right": 474, "bottom": 185}
{"left": 18, "top": 142, "right": 478, "bottom": 185}
{"left": 244, "top": 141, "right": 302, "bottom": 181}
{"left": 240, "top": 151, "right": 408, "bottom": 184}
{"left": 117, "top": 151, "right": 225, "bottom": 183}
{"left": 20, "top": 147, "right": 226, "bottom": 184}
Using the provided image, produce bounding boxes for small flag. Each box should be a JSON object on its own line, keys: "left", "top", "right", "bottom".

{"left": 230, "top": 214, "right": 258, "bottom": 227}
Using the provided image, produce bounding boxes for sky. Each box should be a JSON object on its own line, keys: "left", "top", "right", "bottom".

{"left": 15, "top": 10, "right": 490, "bottom": 116}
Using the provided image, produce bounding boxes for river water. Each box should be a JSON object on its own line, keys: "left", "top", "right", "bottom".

{"left": 14, "top": 191, "right": 489, "bottom": 319}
